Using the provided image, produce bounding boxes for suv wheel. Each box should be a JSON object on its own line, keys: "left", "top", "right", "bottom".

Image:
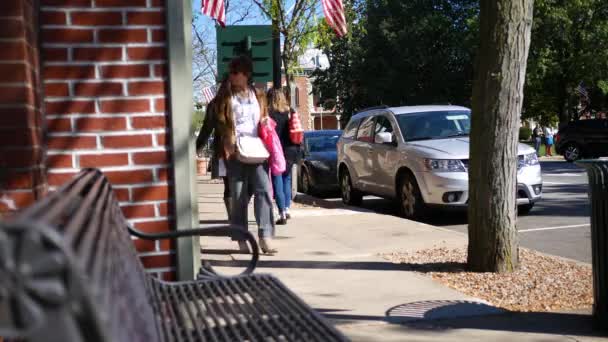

{"left": 300, "top": 168, "right": 312, "bottom": 195}
{"left": 563, "top": 143, "right": 582, "bottom": 162}
{"left": 397, "top": 173, "right": 427, "bottom": 220}
{"left": 340, "top": 169, "right": 363, "bottom": 205}
{"left": 517, "top": 203, "right": 535, "bottom": 215}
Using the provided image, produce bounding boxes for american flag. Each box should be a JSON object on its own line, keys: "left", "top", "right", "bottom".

{"left": 575, "top": 82, "right": 589, "bottom": 99}
{"left": 202, "top": 0, "right": 225, "bottom": 27}
{"left": 321, "top": 0, "right": 347, "bottom": 37}
{"left": 202, "top": 85, "right": 217, "bottom": 104}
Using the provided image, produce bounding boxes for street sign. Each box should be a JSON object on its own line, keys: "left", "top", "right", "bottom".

{"left": 216, "top": 25, "right": 273, "bottom": 83}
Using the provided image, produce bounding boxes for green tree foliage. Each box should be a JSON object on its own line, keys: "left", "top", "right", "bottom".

{"left": 524, "top": 0, "right": 608, "bottom": 124}
{"left": 313, "top": 0, "right": 479, "bottom": 122}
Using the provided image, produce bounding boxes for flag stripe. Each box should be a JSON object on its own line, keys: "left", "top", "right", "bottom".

{"left": 202, "top": 0, "right": 225, "bottom": 27}
{"left": 322, "top": 0, "right": 347, "bottom": 37}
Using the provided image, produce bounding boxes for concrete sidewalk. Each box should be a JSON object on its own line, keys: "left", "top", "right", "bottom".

{"left": 197, "top": 176, "right": 604, "bottom": 341}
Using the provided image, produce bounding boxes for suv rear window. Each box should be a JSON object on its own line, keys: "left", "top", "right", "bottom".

{"left": 342, "top": 118, "right": 361, "bottom": 139}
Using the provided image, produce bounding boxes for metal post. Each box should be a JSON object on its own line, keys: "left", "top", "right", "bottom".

{"left": 576, "top": 160, "right": 608, "bottom": 331}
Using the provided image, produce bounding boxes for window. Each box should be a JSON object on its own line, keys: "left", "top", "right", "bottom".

{"left": 342, "top": 118, "right": 361, "bottom": 139}
{"left": 356, "top": 116, "right": 375, "bottom": 143}
{"left": 374, "top": 116, "right": 393, "bottom": 135}
{"left": 396, "top": 111, "right": 471, "bottom": 141}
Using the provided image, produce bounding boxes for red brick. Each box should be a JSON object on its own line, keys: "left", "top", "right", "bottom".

{"left": 0, "top": 19, "right": 25, "bottom": 39}
{"left": 98, "top": 29, "right": 147, "bottom": 43}
{"left": 132, "top": 151, "right": 167, "bottom": 165}
{"left": 133, "top": 238, "right": 156, "bottom": 253}
{"left": 40, "top": 11, "right": 67, "bottom": 25}
{"left": 105, "top": 169, "right": 153, "bottom": 185}
{"left": 102, "top": 134, "right": 152, "bottom": 148}
{"left": 42, "top": 29, "right": 94, "bottom": 43}
{"left": 127, "top": 11, "right": 165, "bottom": 25}
{"left": 0, "top": 150, "right": 40, "bottom": 169}
{"left": 3, "top": 172, "right": 34, "bottom": 189}
{"left": 1, "top": 192, "right": 35, "bottom": 210}
{"left": 73, "top": 82, "right": 123, "bottom": 97}
{"left": 0, "top": 128, "right": 40, "bottom": 146}
{"left": 42, "top": 48, "right": 68, "bottom": 62}
{"left": 161, "top": 271, "right": 175, "bottom": 281}
{"left": 128, "top": 81, "right": 165, "bottom": 96}
{"left": 159, "top": 238, "right": 174, "bottom": 251}
{"left": 158, "top": 202, "right": 169, "bottom": 216}
{"left": 96, "top": 0, "right": 147, "bottom": 6}
{"left": 71, "top": 11, "right": 122, "bottom": 26}
{"left": 100, "top": 99, "right": 149, "bottom": 113}
{"left": 100, "top": 64, "right": 149, "bottom": 79}
{"left": 154, "top": 98, "right": 166, "bottom": 112}
{"left": 127, "top": 47, "right": 166, "bottom": 61}
{"left": 44, "top": 83, "right": 70, "bottom": 97}
{"left": 0, "top": 86, "right": 34, "bottom": 105}
{"left": 79, "top": 153, "right": 128, "bottom": 167}
{"left": 132, "top": 185, "right": 168, "bottom": 201}
{"left": 134, "top": 219, "right": 169, "bottom": 233}
{"left": 156, "top": 133, "right": 166, "bottom": 146}
{"left": 0, "top": 2, "right": 23, "bottom": 16}
{"left": 75, "top": 117, "right": 127, "bottom": 132}
{"left": 0, "top": 107, "right": 37, "bottom": 127}
{"left": 157, "top": 167, "right": 169, "bottom": 181}
{"left": 0, "top": 41, "right": 27, "bottom": 60}
{"left": 44, "top": 65, "right": 96, "bottom": 80}
{"left": 153, "top": 64, "right": 166, "bottom": 77}
{"left": 0, "top": 64, "right": 28, "bottom": 83}
{"left": 151, "top": 29, "right": 165, "bottom": 42}
{"left": 113, "top": 188, "right": 130, "bottom": 201}
{"left": 47, "top": 118, "right": 72, "bottom": 132}
{"left": 47, "top": 154, "right": 73, "bottom": 168}
{"left": 40, "top": 0, "right": 91, "bottom": 6}
{"left": 47, "top": 136, "right": 97, "bottom": 150}
{"left": 45, "top": 100, "right": 96, "bottom": 115}
{"left": 73, "top": 47, "right": 122, "bottom": 61}
{"left": 121, "top": 204, "right": 155, "bottom": 219}
{"left": 131, "top": 116, "right": 165, "bottom": 129}
{"left": 150, "top": 0, "right": 165, "bottom": 6}
{"left": 140, "top": 254, "right": 172, "bottom": 269}
{"left": 47, "top": 172, "right": 78, "bottom": 186}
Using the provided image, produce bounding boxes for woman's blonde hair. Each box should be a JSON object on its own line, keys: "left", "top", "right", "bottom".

{"left": 267, "top": 88, "right": 290, "bottom": 113}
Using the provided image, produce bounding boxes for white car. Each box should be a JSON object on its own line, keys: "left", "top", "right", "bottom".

{"left": 336, "top": 105, "right": 542, "bottom": 219}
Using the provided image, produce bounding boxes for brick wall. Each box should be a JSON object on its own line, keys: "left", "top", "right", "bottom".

{"left": 0, "top": 0, "right": 46, "bottom": 215}
{"left": 40, "top": 0, "right": 174, "bottom": 279}
{"left": 294, "top": 75, "right": 311, "bottom": 130}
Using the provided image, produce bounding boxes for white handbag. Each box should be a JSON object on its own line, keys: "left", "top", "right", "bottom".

{"left": 236, "top": 135, "right": 269, "bottom": 164}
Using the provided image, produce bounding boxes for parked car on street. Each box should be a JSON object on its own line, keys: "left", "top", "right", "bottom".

{"left": 555, "top": 119, "right": 608, "bottom": 162}
{"left": 337, "top": 105, "right": 543, "bottom": 219}
{"left": 298, "top": 130, "right": 342, "bottom": 195}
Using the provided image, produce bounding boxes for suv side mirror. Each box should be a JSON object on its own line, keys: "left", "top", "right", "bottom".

{"left": 375, "top": 132, "right": 395, "bottom": 145}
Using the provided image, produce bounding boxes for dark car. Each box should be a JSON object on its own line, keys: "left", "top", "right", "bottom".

{"left": 555, "top": 119, "right": 608, "bottom": 162}
{"left": 298, "top": 130, "right": 342, "bottom": 194}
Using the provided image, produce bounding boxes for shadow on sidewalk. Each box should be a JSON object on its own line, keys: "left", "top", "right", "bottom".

{"left": 207, "top": 259, "right": 467, "bottom": 272}
{"left": 318, "top": 302, "right": 602, "bottom": 338}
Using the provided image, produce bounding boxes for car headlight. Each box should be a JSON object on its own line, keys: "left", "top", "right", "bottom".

{"left": 519, "top": 153, "right": 539, "bottom": 168}
{"left": 424, "top": 159, "right": 466, "bottom": 172}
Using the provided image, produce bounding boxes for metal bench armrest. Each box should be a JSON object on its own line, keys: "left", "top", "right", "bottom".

{"left": 127, "top": 225, "right": 259, "bottom": 278}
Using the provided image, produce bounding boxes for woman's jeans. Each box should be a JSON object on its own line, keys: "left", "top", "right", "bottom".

{"left": 227, "top": 159, "right": 274, "bottom": 238}
{"left": 272, "top": 170, "right": 292, "bottom": 214}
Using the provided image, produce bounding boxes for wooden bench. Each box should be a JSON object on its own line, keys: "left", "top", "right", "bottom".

{"left": 0, "top": 168, "right": 348, "bottom": 342}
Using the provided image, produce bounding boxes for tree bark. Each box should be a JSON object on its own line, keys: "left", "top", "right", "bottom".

{"left": 467, "top": 0, "right": 534, "bottom": 273}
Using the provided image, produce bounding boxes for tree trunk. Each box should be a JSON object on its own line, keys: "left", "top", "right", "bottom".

{"left": 467, "top": 0, "right": 534, "bottom": 273}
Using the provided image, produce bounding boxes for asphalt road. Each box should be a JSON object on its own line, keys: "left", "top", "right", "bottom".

{"left": 327, "top": 159, "right": 593, "bottom": 263}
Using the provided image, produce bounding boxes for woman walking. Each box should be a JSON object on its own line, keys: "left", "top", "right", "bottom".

{"left": 267, "top": 88, "right": 300, "bottom": 225}
{"left": 213, "top": 56, "right": 277, "bottom": 254}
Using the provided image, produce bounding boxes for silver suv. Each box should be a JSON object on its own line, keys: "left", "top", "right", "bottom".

{"left": 337, "top": 105, "right": 542, "bottom": 219}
